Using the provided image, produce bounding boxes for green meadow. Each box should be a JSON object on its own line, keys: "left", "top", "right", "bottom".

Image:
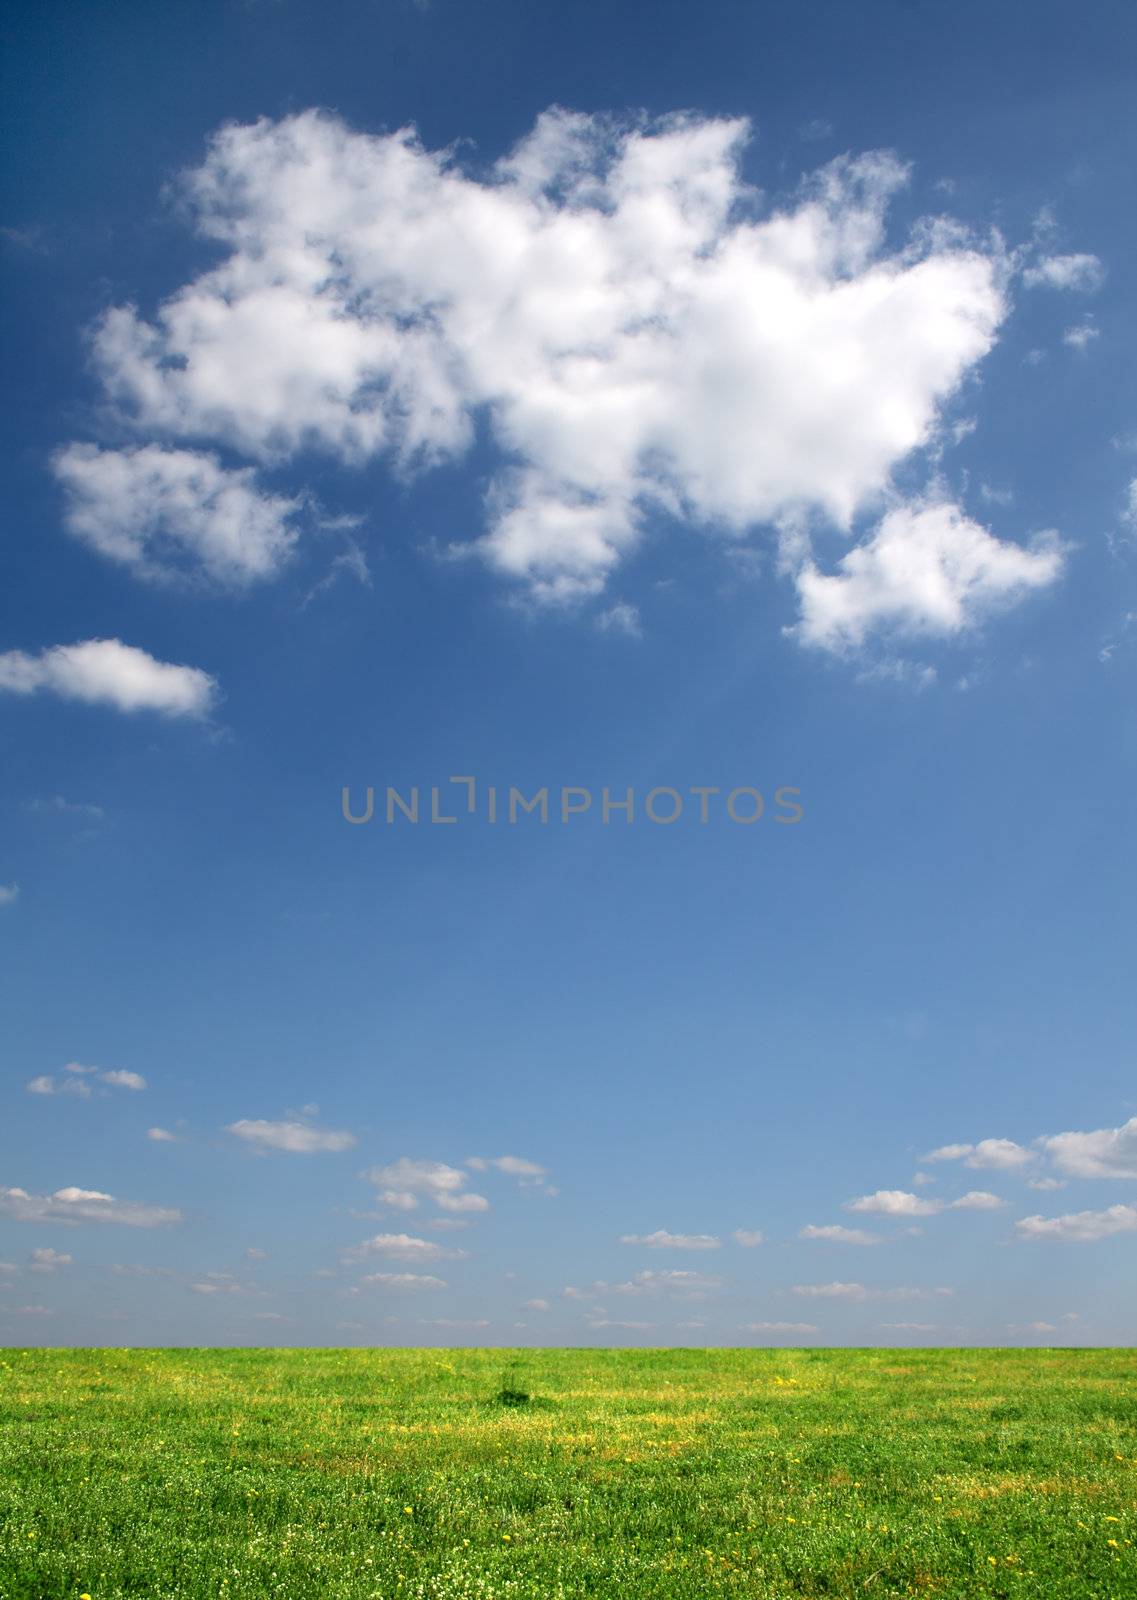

{"left": 0, "top": 1347, "right": 1134, "bottom": 1599}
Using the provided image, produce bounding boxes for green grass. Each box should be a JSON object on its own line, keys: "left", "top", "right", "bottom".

{"left": 1, "top": 1347, "right": 1134, "bottom": 1598}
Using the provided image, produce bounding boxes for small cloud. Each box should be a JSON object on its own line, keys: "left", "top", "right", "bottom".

{"left": 100, "top": 1070, "right": 146, "bottom": 1091}
{"left": 27, "top": 1063, "right": 147, "bottom": 1097}
{"left": 365, "top": 1158, "right": 487, "bottom": 1212}
{"left": 617, "top": 1269, "right": 723, "bottom": 1299}
{"left": 244, "top": 1247, "right": 268, "bottom": 1261}
{"left": 523, "top": 1298, "right": 551, "bottom": 1312}
{"left": 1062, "top": 322, "right": 1099, "bottom": 351}
{"left": 465, "top": 1155, "right": 549, "bottom": 1191}
{"left": 1022, "top": 253, "right": 1105, "bottom": 292}
{"left": 595, "top": 602, "right": 641, "bottom": 638}
{"left": 0, "top": 1185, "right": 180, "bottom": 1227}
{"left": 26, "top": 795, "right": 105, "bottom": 822}
{"left": 358, "top": 1272, "right": 448, "bottom": 1291}
{"left": 731, "top": 1229, "right": 765, "bottom": 1248}
{"left": 618, "top": 1229, "right": 721, "bottom": 1250}
{"left": 27, "top": 1247, "right": 72, "bottom": 1273}
{"left": 741, "top": 1320, "right": 819, "bottom": 1334}
{"left": 146, "top": 1127, "right": 177, "bottom": 1143}
{"left": 922, "top": 1138, "right": 1034, "bottom": 1171}
{"left": 844, "top": 1190, "right": 942, "bottom": 1217}
{"left": 948, "top": 1190, "right": 1005, "bottom": 1211}
{"left": 800, "top": 1224, "right": 881, "bottom": 1245}
{"left": 340, "top": 1232, "right": 468, "bottom": 1264}
{"left": 225, "top": 1117, "right": 356, "bottom": 1154}
{"left": 0, "top": 883, "right": 20, "bottom": 907}
{"left": 791, "top": 1282, "right": 952, "bottom": 1301}
{"left": 436, "top": 1191, "right": 490, "bottom": 1213}
{"left": 27, "top": 1074, "right": 84, "bottom": 1098}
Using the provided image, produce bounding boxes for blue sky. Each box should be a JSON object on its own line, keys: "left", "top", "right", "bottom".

{"left": 1, "top": 0, "right": 1135, "bottom": 1347}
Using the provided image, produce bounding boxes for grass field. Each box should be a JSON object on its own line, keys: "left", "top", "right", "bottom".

{"left": 0, "top": 1347, "right": 1134, "bottom": 1599}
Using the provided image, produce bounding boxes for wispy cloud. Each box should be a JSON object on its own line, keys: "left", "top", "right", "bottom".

{"left": 27, "top": 1064, "right": 147, "bottom": 1099}
{"left": 618, "top": 1229, "right": 721, "bottom": 1250}
{"left": 225, "top": 1118, "right": 356, "bottom": 1154}
{"left": 800, "top": 1224, "right": 882, "bottom": 1245}
{"left": 0, "top": 1185, "right": 181, "bottom": 1227}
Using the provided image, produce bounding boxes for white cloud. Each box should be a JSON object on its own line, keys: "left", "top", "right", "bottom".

{"left": 466, "top": 1155, "right": 546, "bottom": 1178}
{"left": 0, "top": 1185, "right": 181, "bottom": 1227}
{"left": 27, "top": 1063, "right": 146, "bottom": 1097}
{"left": 742, "top": 1321, "right": 819, "bottom": 1334}
{"left": 800, "top": 1223, "right": 881, "bottom": 1245}
{"left": 79, "top": 107, "right": 1043, "bottom": 640}
{"left": 0, "top": 638, "right": 216, "bottom": 718}
{"left": 436, "top": 1191, "right": 490, "bottom": 1213}
{"left": 359, "top": 1272, "right": 447, "bottom": 1291}
{"left": 28, "top": 1247, "right": 72, "bottom": 1273}
{"left": 844, "top": 1190, "right": 942, "bottom": 1217}
{"left": 98, "top": 1069, "right": 147, "bottom": 1091}
{"left": 791, "top": 1282, "right": 952, "bottom": 1301}
{"left": 1063, "top": 323, "right": 1099, "bottom": 350}
{"left": 366, "top": 1158, "right": 489, "bottom": 1212}
{"left": 1015, "top": 1204, "right": 1137, "bottom": 1244}
{"left": 616, "top": 1269, "right": 723, "bottom": 1298}
{"left": 1027, "top": 1176, "right": 1066, "bottom": 1191}
{"left": 1038, "top": 1116, "right": 1137, "bottom": 1180}
{"left": 225, "top": 1118, "right": 356, "bottom": 1154}
{"left": 378, "top": 1190, "right": 419, "bottom": 1211}
{"left": 793, "top": 500, "right": 1064, "bottom": 654}
{"left": 948, "top": 1190, "right": 1005, "bottom": 1211}
{"left": 595, "top": 602, "right": 641, "bottom": 638}
{"left": 923, "top": 1138, "right": 1034, "bottom": 1170}
{"left": 1022, "top": 253, "right": 1105, "bottom": 292}
{"left": 523, "top": 1298, "right": 551, "bottom": 1312}
{"left": 146, "top": 1127, "right": 177, "bottom": 1143}
{"left": 618, "top": 1229, "right": 721, "bottom": 1250}
{"left": 0, "top": 884, "right": 18, "bottom": 907}
{"left": 27, "top": 796, "right": 105, "bottom": 822}
{"left": 27, "top": 1073, "right": 88, "bottom": 1098}
{"left": 341, "top": 1232, "right": 468, "bottom": 1264}
{"left": 53, "top": 443, "right": 302, "bottom": 586}
{"left": 731, "top": 1229, "right": 765, "bottom": 1247}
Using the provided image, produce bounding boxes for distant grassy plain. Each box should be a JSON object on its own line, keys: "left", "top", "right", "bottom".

{"left": 0, "top": 1347, "right": 1134, "bottom": 1598}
